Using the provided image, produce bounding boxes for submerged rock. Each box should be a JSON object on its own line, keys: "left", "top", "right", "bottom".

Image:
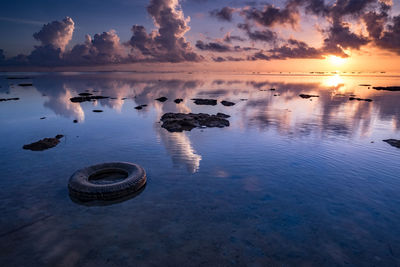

{"left": 7, "top": 77, "right": 31, "bottom": 80}
{"left": 161, "top": 113, "right": 230, "bottom": 132}
{"left": 155, "top": 97, "right": 168, "bottom": 102}
{"left": 373, "top": 86, "right": 400, "bottom": 91}
{"left": 23, "top": 135, "right": 64, "bottom": 151}
{"left": 192, "top": 98, "right": 218, "bottom": 105}
{"left": 221, "top": 100, "right": 235, "bottom": 106}
{"left": 135, "top": 104, "right": 148, "bottom": 110}
{"left": 383, "top": 139, "right": 400, "bottom": 149}
{"left": 70, "top": 96, "right": 109, "bottom": 103}
{"left": 174, "top": 98, "right": 183, "bottom": 104}
{"left": 349, "top": 97, "right": 373, "bottom": 102}
{"left": 299, "top": 94, "right": 319, "bottom": 99}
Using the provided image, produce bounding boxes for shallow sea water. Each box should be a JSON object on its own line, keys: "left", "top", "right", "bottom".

{"left": 0, "top": 72, "right": 400, "bottom": 266}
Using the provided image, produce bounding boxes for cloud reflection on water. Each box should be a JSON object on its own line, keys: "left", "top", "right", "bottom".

{"left": 4, "top": 73, "right": 400, "bottom": 173}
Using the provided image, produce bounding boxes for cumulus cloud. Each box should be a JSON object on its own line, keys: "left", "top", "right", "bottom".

{"left": 32, "top": 17, "right": 74, "bottom": 52}
{"left": 2, "top": 0, "right": 201, "bottom": 66}
{"left": 210, "top": 7, "right": 236, "bottom": 22}
{"left": 126, "top": 0, "right": 201, "bottom": 62}
{"left": 65, "top": 31, "right": 125, "bottom": 64}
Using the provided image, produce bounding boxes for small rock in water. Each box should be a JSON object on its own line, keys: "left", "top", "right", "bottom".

{"left": 349, "top": 97, "right": 373, "bottom": 102}
{"left": 221, "top": 100, "right": 235, "bottom": 106}
{"left": 0, "top": 97, "right": 19, "bottom": 102}
{"left": 23, "top": 135, "right": 64, "bottom": 151}
{"left": 161, "top": 113, "right": 230, "bottom": 132}
{"left": 299, "top": 94, "right": 319, "bottom": 99}
{"left": 18, "top": 83, "right": 33, "bottom": 87}
{"left": 70, "top": 96, "right": 109, "bottom": 103}
{"left": 373, "top": 86, "right": 400, "bottom": 91}
{"left": 174, "top": 99, "right": 183, "bottom": 104}
{"left": 40, "top": 117, "right": 46, "bottom": 120}
{"left": 155, "top": 97, "right": 168, "bottom": 102}
{"left": 135, "top": 106, "right": 143, "bottom": 110}
{"left": 192, "top": 98, "right": 218, "bottom": 106}
{"left": 93, "top": 110, "right": 103, "bottom": 113}
{"left": 383, "top": 139, "right": 400, "bottom": 149}
{"left": 73, "top": 119, "right": 78, "bottom": 123}
{"left": 78, "top": 93, "right": 92, "bottom": 96}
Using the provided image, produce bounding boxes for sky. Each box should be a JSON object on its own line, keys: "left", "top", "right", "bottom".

{"left": 0, "top": 0, "right": 400, "bottom": 72}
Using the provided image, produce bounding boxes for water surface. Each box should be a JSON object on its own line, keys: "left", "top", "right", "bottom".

{"left": 1, "top": 72, "right": 400, "bottom": 266}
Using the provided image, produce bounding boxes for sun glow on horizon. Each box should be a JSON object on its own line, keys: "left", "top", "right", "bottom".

{"left": 327, "top": 55, "right": 348, "bottom": 66}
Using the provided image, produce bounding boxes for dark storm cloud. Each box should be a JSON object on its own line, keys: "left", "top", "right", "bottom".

{"left": 270, "top": 39, "right": 324, "bottom": 59}
{"left": 223, "top": 32, "right": 246, "bottom": 43}
{"left": 238, "top": 23, "right": 277, "bottom": 43}
{"left": 212, "top": 56, "right": 245, "bottom": 62}
{"left": 247, "top": 38, "right": 324, "bottom": 61}
{"left": 240, "top": 3, "right": 299, "bottom": 28}
{"left": 210, "top": 7, "right": 236, "bottom": 22}
{"left": 322, "top": 21, "right": 369, "bottom": 57}
{"left": 195, "top": 40, "right": 232, "bottom": 52}
{"left": 375, "top": 15, "right": 400, "bottom": 55}
{"left": 195, "top": 40, "right": 256, "bottom": 53}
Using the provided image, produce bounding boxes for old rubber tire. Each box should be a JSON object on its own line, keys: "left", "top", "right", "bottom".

{"left": 68, "top": 162, "right": 146, "bottom": 201}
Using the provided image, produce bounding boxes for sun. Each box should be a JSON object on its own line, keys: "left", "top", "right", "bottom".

{"left": 327, "top": 55, "right": 347, "bottom": 66}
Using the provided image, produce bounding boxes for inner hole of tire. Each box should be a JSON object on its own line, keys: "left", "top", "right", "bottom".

{"left": 88, "top": 169, "right": 128, "bottom": 184}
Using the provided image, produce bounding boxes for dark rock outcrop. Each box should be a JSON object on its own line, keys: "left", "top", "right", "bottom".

{"left": 161, "top": 113, "right": 230, "bottom": 132}
{"left": 155, "top": 97, "right": 168, "bottom": 102}
{"left": 373, "top": 86, "right": 400, "bottom": 91}
{"left": 23, "top": 135, "right": 64, "bottom": 151}
{"left": 70, "top": 96, "right": 109, "bottom": 103}
{"left": 349, "top": 97, "right": 373, "bottom": 102}
{"left": 192, "top": 98, "right": 217, "bottom": 105}
{"left": 299, "top": 94, "right": 319, "bottom": 99}
{"left": 174, "top": 99, "right": 183, "bottom": 104}
{"left": 383, "top": 139, "right": 400, "bottom": 148}
{"left": 221, "top": 100, "right": 235, "bottom": 106}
